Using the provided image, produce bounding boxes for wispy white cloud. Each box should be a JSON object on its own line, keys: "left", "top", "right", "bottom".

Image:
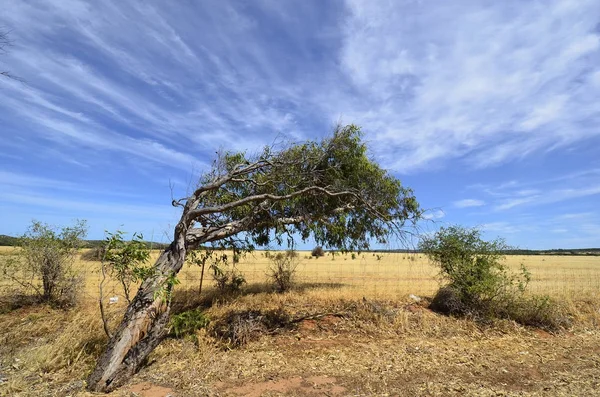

{"left": 0, "top": 0, "right": 311, "bottom": 172}
{"left": 468, "top": 169, "right": 600, "bottom": 212}
{"left": 335, "top": 0, "right": 600, "bottom": 172}
{"left": 3, "top": 0, "right": 598, "bottom": 174}
{"left": 494, "top": 184, "right": 600, "bottom": 211}
{"left": 422, "top": 209, "right": 445, "bottom": 220}
{"left": 480, "top": 222, "right": 523, "bottom": 235}
{"left": 454, "top": 199, "right": 485, "bottom": 208}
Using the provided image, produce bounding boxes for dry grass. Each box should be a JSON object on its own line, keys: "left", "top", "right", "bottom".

{"left": 0, "top": 289, "right": 599, "bottom": 396}
{"left": 1, "top": 247, "right": 600, "bottom": 396}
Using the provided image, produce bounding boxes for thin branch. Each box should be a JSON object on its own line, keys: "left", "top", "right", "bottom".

{"left": 98, "top": 244, "right": 113, "bottom": 338}
{"left": 186, "top": 186, "right": 359, "bottom": 220}
{"left": 187, "top": 159, "right": 274, "bottom": 199}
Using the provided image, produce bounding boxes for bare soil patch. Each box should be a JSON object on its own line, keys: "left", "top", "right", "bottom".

{"left": 129, "top": 382, "right": 175, "bottom": 397}
{"left": 218, "top": 375, "right": 346, "bottom": 397}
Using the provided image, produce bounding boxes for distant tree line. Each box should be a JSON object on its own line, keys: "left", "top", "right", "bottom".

{"left": 0, "top": 234, "right": 598, "bottom": 255}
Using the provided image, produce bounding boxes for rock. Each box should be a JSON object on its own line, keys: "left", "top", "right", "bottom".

{"left": 408, "top": 294, "right": 422, "bottom": 302}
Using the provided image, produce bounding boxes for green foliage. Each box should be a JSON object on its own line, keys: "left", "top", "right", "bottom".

{"left": 153, "top": 272, "right": 181, "bottom": 303}
{"left": 268, "top": 250, "right": 299, "bottom": 292}
{"left": 102, "top": 231, "right": 152, "bottom": 303}
{"left": 1, "top": 220, "right": 87, "bottom": 308}
{"left": 194, "top": 125, "right": 421, "bottom": 254}
{"left": 420, "top": 226, "right": 568, "bottom": 330}
{"left": 169, "top": 308, "right": 209, "bottom": 339}
{"left": 351, "top": 253, "right": 356, "bottom": 260}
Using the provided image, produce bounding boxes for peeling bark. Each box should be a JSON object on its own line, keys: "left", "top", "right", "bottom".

{"left": 87, "top": 238, "right": 186, "bottom": 392}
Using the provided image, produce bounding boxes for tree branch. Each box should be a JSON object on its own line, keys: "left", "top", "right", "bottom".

{"left": 186, "top": 186, "right": 359, "bottom": 220}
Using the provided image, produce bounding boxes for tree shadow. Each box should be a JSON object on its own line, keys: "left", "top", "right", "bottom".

{"left": 0, "top": 293, "right": 49, "bottom": 314}
{"left": 170, "top": 281, "right": 345, "bottom": 314}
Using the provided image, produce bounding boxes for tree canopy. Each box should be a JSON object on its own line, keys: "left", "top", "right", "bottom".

{"left": 179, "top": 124, "right": 421, "bottom": 253}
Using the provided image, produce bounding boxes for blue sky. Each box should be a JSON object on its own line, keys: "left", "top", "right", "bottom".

{"left": 0, "top": 0, "right": 599, "bottom": 249}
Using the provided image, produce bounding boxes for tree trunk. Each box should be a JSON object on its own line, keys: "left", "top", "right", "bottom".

{"left": 87, "top": 238, "right": 187, "bottom": 392}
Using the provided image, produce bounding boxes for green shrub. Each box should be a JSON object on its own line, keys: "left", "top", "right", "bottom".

{"left": 169, "top": 309, "right": 210, "bottom": 338}
{"left": 421, "top": 226, "right": 568, "bottom": 330}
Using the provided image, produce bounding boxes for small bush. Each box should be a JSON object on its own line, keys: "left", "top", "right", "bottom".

{"left": 211, "top": 259, "right": 246, "bottom": 293}
{"left": 1, "top": 220, "right": 87, "bottom": 308}
{"left": 421, "top": 226, "right": 568, "bottom": 330}
{"left": 169, "top": 309, "right": 210, "bottom": 338}
{"left": 101, "top": 231, "right": 152, "bottom": 303}
{"left": 268, "top": 251, "right": 299, "bottom": 292}
{"left": 311, "top": 246, "right": 325, "bottom": 257}
{"left": 351, "top": 253, "right": 356, "bottom": 260}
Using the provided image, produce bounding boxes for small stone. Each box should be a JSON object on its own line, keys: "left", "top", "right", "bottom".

{"left": 408, "top": 294, "right": 422, "bottom": 302}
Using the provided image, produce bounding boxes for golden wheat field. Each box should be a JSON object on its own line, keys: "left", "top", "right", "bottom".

{"left": 1, "top": 246, "right": 600, "bottom": 396}
{"left": 2, "top": 246, "right": 599, "bottom": 302}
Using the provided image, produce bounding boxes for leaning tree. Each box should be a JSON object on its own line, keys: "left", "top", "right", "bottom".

{"left": 87, "top": 125, "right": 421, "bottom": 392}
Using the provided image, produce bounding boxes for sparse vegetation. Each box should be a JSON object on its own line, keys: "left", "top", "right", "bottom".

{"left": 0, "top": 220, "right": 87, "bottom": 308}
{"left": 211, "top": 255, "right": 246, "bottom": 293}
{"left": 0, "top": 246, "right": 599, "bottom": 395}
{"left": 80, "top": 245, "right": 106, "bottom": 261}
{"left": 100, "top": 231, "right": 152, "bottom": 303}
{"left": 210, "top": 307, "right": 290, "bottom": 347}
{"left": 267, "top": 250, "right": 299, "bottom": 292}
